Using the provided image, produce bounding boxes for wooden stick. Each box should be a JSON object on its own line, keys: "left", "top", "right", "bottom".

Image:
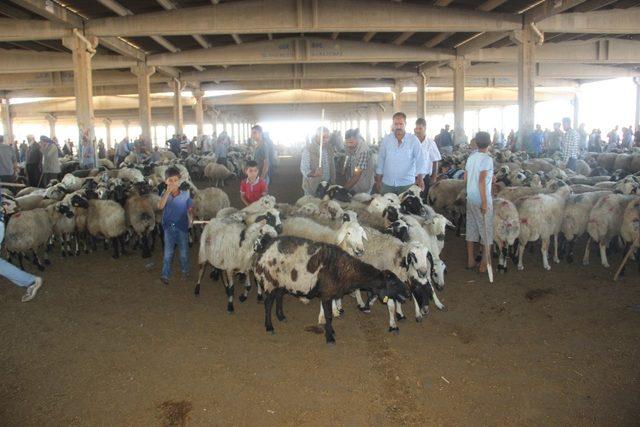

{"left": 483, "top": 212, "right": 494, "bottom": 283}
{"left": 613, "top": 236, "right": 639, "bottom": 281}
{"left": 192, "top": 220, "right": 209, "bottom": 225}
{"left": 0, "top": 182, "right": 26, "bottom": 188}
{"left": 318, "top": 108, "right": 325, "bottom": 169}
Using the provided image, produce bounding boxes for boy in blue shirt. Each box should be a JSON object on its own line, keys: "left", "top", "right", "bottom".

{"left": 157, "top": 167, "right": 193, "bottom": 285}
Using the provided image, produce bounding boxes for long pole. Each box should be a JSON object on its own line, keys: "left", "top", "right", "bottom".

{"left": 318, "top": 108, "right": 325, "bottom": 169}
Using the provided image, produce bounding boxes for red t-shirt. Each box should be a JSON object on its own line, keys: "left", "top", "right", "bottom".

{"left": 240, "top": 177, "right": 268, "bottom": 204}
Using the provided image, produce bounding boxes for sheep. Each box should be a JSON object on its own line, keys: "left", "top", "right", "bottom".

{"left": 86, "top": 199, "right": 127, "bottom": 259}
{"left": 45, "top": 200, "right": 77, "bottom": 258}
{"left": 117, "top": 167, "right": 145, "bottom": 183}
{"left": 620, "top": 198, "right": 640, "bottom": 246}
{"left": 4, "top": 208, "right": 53, "bottom": 271}
{"left": 427, "top": 179, "right": 466, "bottom": 228}
{"left": 62, "top": 191, "right": 91, "bottom": 256}
{"left": 253, "top": 236, "right": 408, "bottom": 344}
{"left": 575, "top": 159, "right": 591, "bottom": 177}
{"left": 193, "top": 187, "right": 231, "bottom": 220}
{"left": 195, "top": 220, "right": 278, "bottom": 312}
{"left": 614, "top": 175, "right": 640, "bottom": 195}
{"left": 204, "top": 162, "right": 234, "bottom": 187}
{"left": 560, "top": 191, "right": 611, "bottom": 263}
{"left": 585, "top": 194, "right": 638, "bottom": 267}
{"left": 400, "top": 214, "right": 447, "bottom": 290}
{"left": 61, "top": 174, "right": 85, "bottom": 192}
{"left": 497, "top": 186, "right": 550, "bottom": 203}
{"left": 99, "top": 158, "right": 115, "bottom": 169}
{"left": 16, "top": 187, "right": 40, "bottom": 197}
{"left": 282, "top": 217, "right": 366, "bottom": 256}
{"left": 315, "top": 181, "right": 352, "bottom": 202}
{"left": 492, "top": 197, "right": 520, "bottom": 272}
{"left": 242, "top": 195, "right": 276, "bottom": 213}
{"left": 515, "top": 185, "right": 572, "bottom": 271}
{"left": 124, "top": 185, "right": 156, "bottom": 258}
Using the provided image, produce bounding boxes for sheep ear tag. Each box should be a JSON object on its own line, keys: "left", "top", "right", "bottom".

{"left": 382, "top": 296, "right": 389, "bottom": 304}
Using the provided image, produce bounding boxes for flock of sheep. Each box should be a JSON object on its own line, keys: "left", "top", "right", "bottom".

{"left": 428, "top": 149, "right": 640, "bottom": 275}
{"left": 2, "top": 142, "right": 638, "bottom": 344}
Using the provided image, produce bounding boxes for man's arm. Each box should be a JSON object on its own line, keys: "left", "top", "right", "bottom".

{"left": 344, "top": 169, "right": 363, "bottom": 190}
{"left": 261, "top": 158, "right": 270, "bottom": 179}
{"left": 374, "top": 142, "right": 385, "bottom": 192}
{"left": 430, "top": 161, "right": 439, "bottom": 183}
{"left": 413, "top": 139, "right": 426, "bottom": 189}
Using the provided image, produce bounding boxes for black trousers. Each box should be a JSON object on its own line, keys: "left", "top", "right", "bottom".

{"left": 26, "top": 164, "right": 41, "bottom": 187}
{"left": 421, "top": 174, "right": 431, "bottom": 203}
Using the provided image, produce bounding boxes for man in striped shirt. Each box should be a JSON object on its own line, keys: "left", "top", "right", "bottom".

{"left": 561, "top": 117, "right": 579, "bottom": 172}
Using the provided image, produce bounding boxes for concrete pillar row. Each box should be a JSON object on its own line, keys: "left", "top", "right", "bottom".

{"left": 573, "top": 89, "right": 580, "bottom": 128}
{"left": 376, "top": 105, "right": 383, "bottom": 141}
{"left": 514, "top": 25, "right": 538, "bottom": 149}
{"left": 103, "top": 118, "right": 112, "bottom": 150}
{"left": 132, "top": 62, "right": 156, "bottom": 148}
{"left": 123, "top": 119, "right": 130, "bottom": 139}
{"left": 62, "top": 32, "right": 98, "bottom": 165}
{"left": 634, "top": 77, "right": 640, "bottom": 129}
{"left": 392, "top": 81, "right": 403, "bottom": 113}
{"left": 193, "top": 88, "right": 205, "bottom": 139}
{"left": 45, "top": 113, "right": 57, "bottom": 140}
{"left": 1, "top": 98, "right": 13, "bottom": 144}
{"left": 416, "top": 73, "right": 427, "bottom": 119}
{"left": 172, "top": 79, "right": 184, "bottom": 136}
{"left": 450, "top": 56, "right": 466, "bottom": 145}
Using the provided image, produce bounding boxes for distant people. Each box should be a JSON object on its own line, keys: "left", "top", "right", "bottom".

{"left": 0, "top": 195, "right": 43, "bottom": 302}
{"left": 342, "top": 128, "right": 375, "bottom": 195}
{"left": 0, "top": 136, "right": 18, "bottom": 183}
{"left": 19, "top": 140, "right": 27, "bottom": 163}
{"left": 25, "top": 136, "right": 42, "bottom": 187}
{"left": 201, "top": 134, "right": 213, "bottom": 154}
{"left": 374, "top": 112, "right": 426, "bottom": 195}
{"left": 561, "top": 117, "right": 579, "bottom": 172}
{"left": 157, "top": 166, "right": 193, "bottom": 286}
{"left": 215, "top": 131, "right": 231, "bottom": 165}
{"left": 80, "top": 137, "right": 95, "bottom": 169}
{"left": 300, "top": 126, "right": 338, "bottom": 196}
{"left": 188, "top": 137, "right": 197, "bottom": 155}
{"left": 436, "top": 124, "right": 453, "bottom": 156}
{"left": 547, "top": 123, "right": 563, "bottom": 154}
{"left": 506, "top": 130, "right": 516, "bottom": 151}
{"left": 635, "top": 126, "right": 640, "bottom": 147}
{"left": 97, "top": 139, "right": 106, "bottom": 159}
{"left": 621, "top": 127, "right": 633, "bottom": 149}
{"left": 62, "top": 139, "right": 73, "bottom": 156}
{"left": 492, "top": 128, "right": 504, "bottom": 149}
{"left": 414, "top": 118, "right": 441, "bottom": 198}
{"left": 464, "top": 131, "right": 493, "bottom": 273}
{"left": 150, "top": 146, "right": 161, "bottom": 163}
{"left": 439, "top": 159, "right": 465, "bottom": 180}
{"left": 240, "top": 160, "right": 268, "bottom": 206}
{"left": 607, "top": 126, "right": 620, "bottom": 148}
{"left": 168, "top": 134, "right": 181, "bottom": 157}
{"left": 251, "top": 125, "right": 275, "bottom": 185}
{"left": 115, "top": 137, "right": 130, "bottom": 166}
{"left": 40, "top": 135, "right": 61, "bottom": 186}
{"left": 531, "top": 124, "right": 544, "bottom": 157}
{"left": 578, "top": 123, "right": 588, "bottom": 152}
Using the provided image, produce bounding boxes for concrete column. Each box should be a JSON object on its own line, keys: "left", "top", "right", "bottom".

{"left": 193, "top": 88, "right": 205, "bottom": 139}
{"left": 416, "top": 73, "right": 427, "bottom": 119}
{"left": 172, "top": 79, "right": 184, "bottom": 136}
{"left": 365, "top": 109, "right": 372, "bottom": 143}
{"left": 123, "top": 119, "right": 130, "bottom": 139}
{"left": 132, "top": 62, "right": 155, "bottom": 148}
{"left": 45, "top": 113, "right": 57, "bottom": 139}
{"left": 152, "top": 124, "right": 157, "bottom": 148}
{"left": 222, "top": 115, "right": 228, "bottom": 134}
{"left": 103, "top": 118, "right": 112, "bottom": 150}
{"left": 376, "top": 106, "right": 383, "bottom": 141}
{"left": 392, "top": 82, "right": 403, "bottom": 113}
{"left": 573, "top": 91, "right": 580, "bottom": 128}
{"left": 1, "top": 98, "right": 13, "bottom": 144}
{"left": 451, "top": 56, "right": 466, "bottom": 145}
{"left": 62, "top": 32, "right": 98, "bottom": 164}
{"left": 634, "top": 77, "right": 640, "bottom": 129}
{"left": 514, "top": 26, "right": 536, "bottom": 149}
{"left": 209, "top": 110, "right": 218, "bottom": 135}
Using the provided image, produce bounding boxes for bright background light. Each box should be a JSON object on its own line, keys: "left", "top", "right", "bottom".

{"left": 3, "top": 78, "right": 638, "bottom": 147}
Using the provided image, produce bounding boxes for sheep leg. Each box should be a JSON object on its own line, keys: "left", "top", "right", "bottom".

{"left": 111, "top": 238, "right": 120, "bottom": 259}
{"left": 119, "top": 235, "right": 128, "bottom": 256}
{"left": 321, "top": 299, "right": 336, "bottom": 344}
{"left": 517, "top": 241, "right": 526, "bottom": 271}
{"left": 566, "top": 239, "right": 575, "bottom": 264}
{"left": 318, "top": 303, "right": 326, "bottom": 325}
{"left": 599, "top": 242, "right": 610, "bottom": 268}
{"left": 264, "top": 292, "right": 276, "bottom": 335}
{"left": 141, "top": 233, "right": 151, "bottom": 259}
{"left": 582, "top": 237, "right": 591, "bottom": 265}
{"left": 239, "top": 274, "right": 251, "bottom": 302}
{"left": 431, "top": 285, "right": 445, "bottom": 310}
{"left": 553, "top": 234, "right": 560, "bottom": 264}
{"left": 413, "top": 296, "right": 423, "bottom": 323}
{"left": 496, "top": 241, "right": 504, "bottom": 272}
{"left": 387, "top": 299, "right": 399, "bottom": 333}
{"left": 332, "top": 299, "right": 342, "bottom": 317}
{"left": 353, "top": 290, "right": 369, "bottom": 313}
{"left": 74, "top": 234, "right": 80, "bottom": 256}
{"left": 32, "top": 250, "right": 45, "bottom": 271}
{"left": 194, "top": 263, "right": 206, "bottom": 296}
{"left": 395, "top": 302, "right": 406, "bottom": 322}
{"left": 275, "top": 289, "right": 286, "bottom": 322}
{"left": 224, "top": 270, "right": 235, "bottom": 313}
{"left": 541, "top": 238, "right": 551, "bottom": 270}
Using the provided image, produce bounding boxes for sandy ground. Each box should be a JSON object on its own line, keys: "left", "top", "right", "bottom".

{"left": 1, "top": 156, "right": 639, "bottom": 426}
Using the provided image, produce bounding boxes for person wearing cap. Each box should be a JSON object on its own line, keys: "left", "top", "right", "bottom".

{"left": 343, "top": 128, "right": 374, "bottom": 195}
{"left": 40, "top": 135, "right": 61, "bottom": 186}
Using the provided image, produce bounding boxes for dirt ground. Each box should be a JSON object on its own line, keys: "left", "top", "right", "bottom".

{"left": 1, "top": 156, "right": 639, "bottom": 426}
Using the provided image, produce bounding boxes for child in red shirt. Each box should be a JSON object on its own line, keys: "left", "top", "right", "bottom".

{"left": 240, "top": 160, "right": 268, "bottom": 206}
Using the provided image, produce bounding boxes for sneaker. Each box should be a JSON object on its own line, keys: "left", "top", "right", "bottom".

{"left": 22, "top": 277, "right": 43, "bottom": 302}
{"left": 161, "top": 277, "right": 169, "bottom": 285}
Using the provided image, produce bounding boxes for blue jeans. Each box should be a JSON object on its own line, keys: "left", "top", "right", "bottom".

{"left": 0, "top": 222, "right": 36, "bottom": 288}
{"left": 161, "top": 225, "right": 189, "bottom": 279}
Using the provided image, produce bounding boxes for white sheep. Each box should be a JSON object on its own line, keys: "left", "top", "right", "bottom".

{"left": 492, "top": 197, "right": 520, "bottom": 272}
{"left": 193, "top": 187, "right": 231, "bottom": 220}
{"left": 195, "top": 219, "right": 278, "bottom": 312}
{"left": 86, "top": 199, "right": 127, "bottom": 259}
{"left": 516, "top": 185, "right": 572, "bottom": 270}
{"left": 204, "top": 162, "right": 234, "bottom": 187}
{"left": 585, "top": 194, "right": 638, "bottom": 267}
{"left": 560, "top": 191, "right": 610, "bottom": 263}
{"left": 117, "top": 167, "right": 145, "bottom": 183}
{"left": 4, "top": 208, "right": 53, "bottom": 271}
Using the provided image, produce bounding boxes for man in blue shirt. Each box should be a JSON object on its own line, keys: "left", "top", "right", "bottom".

{"left": 375, "top": 112, "right": 426, "bottom": 195}
{"left": 531, "top": 124, "right": 544, "bottom": 157}
{"left": 157, "top": 167, "right": 193, "bottom": 285}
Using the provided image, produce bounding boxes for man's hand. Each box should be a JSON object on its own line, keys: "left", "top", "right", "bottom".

{"left": 481, "top": 203, "right": 487, "bottom": 215}
{"left": 415, "top": 177, "right": 425, "bottom": 190}
{"left": 430, "top": 174, "right": 437, "bottom": 184}
{"left": 308, "top": 168, "right": 322, "bottom": 178}
{"left": 167, "top": 182, "right": 179, "bottom": 193}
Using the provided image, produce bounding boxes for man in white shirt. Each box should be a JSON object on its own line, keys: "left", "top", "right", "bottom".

{"left": 414, "top": 118, "right": 441, "bottom": 200}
